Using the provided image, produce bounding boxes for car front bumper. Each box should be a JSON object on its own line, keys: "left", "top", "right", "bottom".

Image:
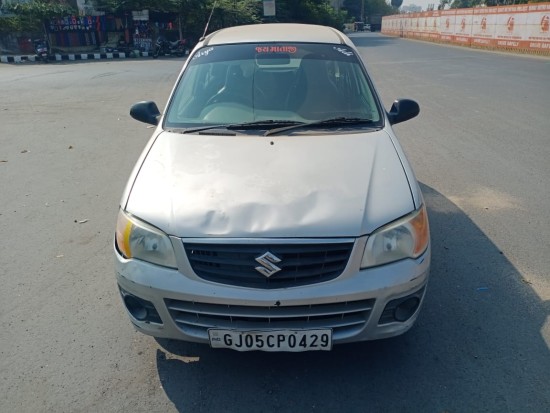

{"left": 114, "top": 236, "right": 430, "bottom": 346}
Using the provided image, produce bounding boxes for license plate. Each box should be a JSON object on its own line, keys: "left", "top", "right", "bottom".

{"left": 208, "top": 329, "right": 332, "bottom": 352}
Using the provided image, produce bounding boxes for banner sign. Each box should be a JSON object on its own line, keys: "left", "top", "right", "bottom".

{"left": 132, "top": 10, "right": 149, "bottom": 21}
{"left": 382, "top": 3, "right": 550, "bottom": 54}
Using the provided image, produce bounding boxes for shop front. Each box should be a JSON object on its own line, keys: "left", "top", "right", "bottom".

{"left": 45, "top": 10, "right": 180, "bottom": 54}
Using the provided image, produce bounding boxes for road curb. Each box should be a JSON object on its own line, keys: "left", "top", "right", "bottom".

{"left": 0, "top": 51, "right": 152, "bottom": 64}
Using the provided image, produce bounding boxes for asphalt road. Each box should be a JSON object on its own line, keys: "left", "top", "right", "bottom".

{"left": 1, "top": 33, "right": 549, "bottom": 412}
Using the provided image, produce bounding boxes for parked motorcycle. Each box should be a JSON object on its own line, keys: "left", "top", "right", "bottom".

{"left": 33, "top": 39, "right": 50, "bottom": 63}
{"left": 152, "top": 36, "right": 187, "bottom": 58}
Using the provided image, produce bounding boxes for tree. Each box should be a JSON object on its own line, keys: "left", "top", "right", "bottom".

{"left": 273, "top": 0, "right": 347, "bottom": 29}
{"left": 438, "top": 0, "right": 450, "bottom": 10}
{"left": 93, "top": 0, "right": 261, "bottom": 40}
{"left": 449, "top": 0, "right": 474, "bottom": 8}
{"left": 0, "top": 0, "right": 75, "bottom": 34}
{"left": 391, "top": 0, "right": 403, "bottom": 9}
{"left": 448, "top": 0, "right": 542, "bottom": 8}
{"left": 201, "top": 0, "right": 262, "bottom": 33}
{"left": 343, "top": 0, "right": 393, "bottom": 22}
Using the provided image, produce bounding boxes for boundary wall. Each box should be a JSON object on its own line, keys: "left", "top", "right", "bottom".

{"left": 382, "top": 3, "right": 550, "bottom": 55}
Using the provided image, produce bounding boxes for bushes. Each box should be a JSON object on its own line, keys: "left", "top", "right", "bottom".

{"left": 0, "top": 0, "right": 74, "bottom": 34}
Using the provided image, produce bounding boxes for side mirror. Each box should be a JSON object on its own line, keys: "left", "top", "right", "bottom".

{"left": 130, "top": 101, "right": 161, "bottom": 125}
{"left": 387, "top": 99, "right": 420, "bottom": 125}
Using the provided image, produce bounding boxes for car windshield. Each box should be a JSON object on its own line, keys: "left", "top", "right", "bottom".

{"left": 164, "top": 42, "right": 382, "bottom": 131}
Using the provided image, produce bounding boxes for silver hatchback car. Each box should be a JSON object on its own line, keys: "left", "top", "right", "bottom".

{"left": 115, "top": 23, "right": 430, "bottom": 352}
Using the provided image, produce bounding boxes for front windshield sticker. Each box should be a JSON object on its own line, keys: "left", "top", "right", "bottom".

{"left": 255, "top": 46, "right": 297, "bottom": 54}
{"left": 192, "top": 47, "right": 214, "bottom": 60}
{"left": 333, "top": 46, "right": 354, "bottom": 57}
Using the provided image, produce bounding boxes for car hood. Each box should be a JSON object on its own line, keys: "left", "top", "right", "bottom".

{"left": 125, "top": 130, "right": 414, "bottom": 238}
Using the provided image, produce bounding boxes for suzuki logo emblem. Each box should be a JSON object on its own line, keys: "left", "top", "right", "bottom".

{"left": 255, "top": 252, "right": 282, "bottom": 278}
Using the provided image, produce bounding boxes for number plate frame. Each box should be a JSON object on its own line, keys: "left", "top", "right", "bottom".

{"left": 208, "top": 329, "right": 333, "bottom": 352}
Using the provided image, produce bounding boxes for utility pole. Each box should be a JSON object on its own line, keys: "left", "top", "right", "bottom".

{"left": 361, "top": 0, "right": 365, "bottom": 22}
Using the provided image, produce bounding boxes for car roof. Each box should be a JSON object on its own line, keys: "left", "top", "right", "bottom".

{"left": 203, "top": 23, "right": 352, "bottom": 47}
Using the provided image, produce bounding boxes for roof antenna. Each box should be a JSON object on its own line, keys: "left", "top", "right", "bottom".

{"left": 201, "top": 0, "right": 218, "bottom": 40}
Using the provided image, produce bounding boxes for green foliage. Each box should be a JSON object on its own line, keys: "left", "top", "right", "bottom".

{"left": 343, "top": 0, "right": 393, "bottom": 22}
{"left": 0, "top": 0, "right": 356, "bottom": 37}
{"left": 0, "top": 16, "right": 23, "bottom": 34}
{"left": 205, "top": 0, "right": 263, "bottom": 31}
{"left": 391, "top": 0, "right": 403, "bottom": 8}
{"left": 449, "top": 0, "right": 537, "bottom": 8}
{"left": 272, "top": 0, "right": 346, "bottom": 28}
{"left": 94, "top": 0, "right": 345, "bottom": 31}
{"left": 0, "top": 0, "right": 75, "bottom": 33}
{"left": 449, "top": 0, "right": 473, "bottom": 8}
{"left": 167, "top": 0, "right": 261, "bottom": 39}
{"left": 94, "top": 0, "right": 261, "bottom": 38}
{"left": 4, "top": 0, "right": 74, "bottom": 19}
{"left": 93, "top": 0, "right": 131, "bottom": 13}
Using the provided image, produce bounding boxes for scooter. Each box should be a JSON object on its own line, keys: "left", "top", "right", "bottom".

{"left": 33, "top": 39, "right": 50, "bottom": 63}
{"left": 152, "top": 36, "right": 186, "bottom": 58}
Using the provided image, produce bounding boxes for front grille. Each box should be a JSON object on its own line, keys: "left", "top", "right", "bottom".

{"left": 183, "top": 242, "right": 354, "bottom": 288}
{"left": 165, "top": 299, "right": 375, "bottom": 340}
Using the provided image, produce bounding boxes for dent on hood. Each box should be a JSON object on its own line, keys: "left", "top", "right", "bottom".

{"left": 173, "top": 186, "right": 356, "bottom": 237}
{"left": 125, "top": 131, "right": 415, "bottom": 238}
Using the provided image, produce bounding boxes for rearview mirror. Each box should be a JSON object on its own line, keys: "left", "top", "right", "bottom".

{"left": 130, "top": 101, "right": 161, "bottom": 125}
{"left": 255, "top": 53, "right": 291, "bottom": 66}
{"left": 387, "top": 99, "right": 420, "bottom": 125}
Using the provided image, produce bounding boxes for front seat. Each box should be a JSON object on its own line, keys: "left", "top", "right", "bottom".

{"left": 207, "top": 64, "right": 253, "bottom": 106}
{"left": 294, "top": 54, "right": 343, "bottom": 119}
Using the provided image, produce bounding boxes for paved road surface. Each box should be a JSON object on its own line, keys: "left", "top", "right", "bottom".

{"left": 1, "top": 34, "right": 549, "bottom": 412}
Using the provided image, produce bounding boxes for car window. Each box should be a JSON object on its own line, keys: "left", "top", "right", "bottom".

{"left": 165, "top": 43, "right": 382, "bottom": 129}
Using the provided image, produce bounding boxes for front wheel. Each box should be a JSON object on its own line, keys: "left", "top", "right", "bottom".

{"left": 153, "top": 46, "right": 161, "bottom": 59}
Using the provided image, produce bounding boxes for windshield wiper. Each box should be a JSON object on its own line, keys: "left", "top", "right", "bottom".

{"left": 264, "top": 117, "right": 375, "bottom": 136}
{"left": 176, "top": 124, "right": 230, "bottom": 134}
{"left": 227, "top": 120, "right": 302, "bottom": 130}
{"left": 178, "top": 120, "right": 302, "bottom": 134}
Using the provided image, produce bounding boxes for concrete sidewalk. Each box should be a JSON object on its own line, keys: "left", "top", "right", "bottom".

{"left": 0, "top": 50, "right": 152, "bottom": 63}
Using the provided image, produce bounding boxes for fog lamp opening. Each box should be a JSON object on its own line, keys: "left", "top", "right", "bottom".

{"left": 394, "top": 297, "right": 421, "bottom": 322}
{"left": 118, "top": 286, "right": 163, "bottom": 324}
{"left": 124, "top": 295, "right": 148, "bottom": 321}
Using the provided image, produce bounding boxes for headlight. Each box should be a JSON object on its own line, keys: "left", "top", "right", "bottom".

{"left": 115, "top": 209, "right": 177, "bottom": 268}
{"left": 361, "top": 204, "right": 429, "bottom": 268}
